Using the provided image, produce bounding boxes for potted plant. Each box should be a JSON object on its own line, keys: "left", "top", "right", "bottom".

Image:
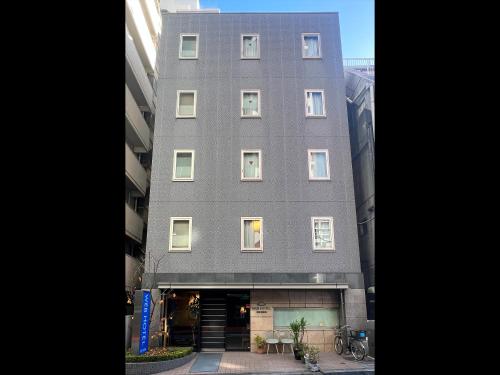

{"left": 289, "top": 317, "right": 307, "bottom": 360}
{"left": 300, "top": 343, "right": 309, "bottom": 364}
{"left": 254, "top": 335, "right": 266, "bottom": 354}
{"left": 305, "top": 345, "right": 320, "bottom": 372}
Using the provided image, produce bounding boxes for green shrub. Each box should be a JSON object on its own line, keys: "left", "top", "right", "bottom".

{"left": 125, "top": 347, "right": 193, "bottom": 363}
{"left": 254, "top": 335, "right": 266, "bottom": 348}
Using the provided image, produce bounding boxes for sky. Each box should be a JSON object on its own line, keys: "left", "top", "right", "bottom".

{"left": 199, "top": 0, "right": 374, "bottom": 58}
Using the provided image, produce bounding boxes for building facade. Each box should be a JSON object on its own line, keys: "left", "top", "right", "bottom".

{"left": 143, "top": 11, "right": 367, "bottom": 353}
{"left": 345, "top": 65, "right": 375, "bottom": 322}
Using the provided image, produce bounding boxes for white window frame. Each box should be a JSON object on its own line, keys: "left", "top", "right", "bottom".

{"left": 308, "top": 149, "right": 331, "bottom": 180}
{"left": 241, "top": 149, "right": 262, "bottom": 181}
{"left": 241, "top": 33, "right": 260, "bottom": 59}
{"left": 241, "top": 217, "right": 263, "bottom": 252}
{"left": 176, "top": 90, "right": 197, "bottom": 118}
{"left": 241, "top": 90, "right": 261, "bottom": 118}
{"left": 301, "top": 33, "right": 322, "bottom": 59}
{"left": 169, "top": 217, "right": 193, "bottom": 252}
{"left": 179, "top": 33, "right": 199, "bottom": 59}
{"left": 172, "top": 149, "right": 195, "bottom": 181}
{"left": 304, "top": 89, "right": 326, "bottom": 118}
{"left": 311, "top": 217, "right": 335, "bottom": 251}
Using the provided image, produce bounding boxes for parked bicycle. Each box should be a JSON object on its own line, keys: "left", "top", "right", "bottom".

{"left": 334, "top": 325, "right": 366, "bottom": 361}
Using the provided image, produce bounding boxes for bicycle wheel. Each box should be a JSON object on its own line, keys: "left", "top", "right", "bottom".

{"left": 350, "top": 340, "right": 366, "bottom": 361}
{"left": 334, "top": 336, "right": 344, "bottom": 355}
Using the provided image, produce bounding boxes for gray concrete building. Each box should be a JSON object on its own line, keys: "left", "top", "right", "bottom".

{"left": 344, "top": 63, "right": 375, "bottom": 321}
{"left": 143, "top": 11, "right": 367, "bottom": 353}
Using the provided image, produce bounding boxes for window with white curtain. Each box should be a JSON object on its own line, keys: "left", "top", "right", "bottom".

{"left": 176, "top": 90, "right": 197, "bottom": 118}
{"left": 179, "top": 34, "right": 198, "bottom": 59}
{"left": 311, "top": 217, "right": 335, "bottom": 251}
{"left": 241, "top": 217, "right": 263, "bottom": 251}
{"left": 241, "top": 34, "right": 260, "bottom": 59}
{"left": 305, "top": 90, "right": 326, "bottom": 117}
{"left": 173, "top": 150, "right": 195, "bottom": 181}
{"left": 308, "top": 149, "right": 330, "bottom": 180}
{"left": 241, "top": 150, "right": 262, "bottom": 180}
{"left": 169, "top": 217, "right": 192, "bottom": 251}
{"left": 241, "top": 90, "right": 261, "bottom": 117}
{"left": 302, "top": 33, "right": 321, "bottom": 58}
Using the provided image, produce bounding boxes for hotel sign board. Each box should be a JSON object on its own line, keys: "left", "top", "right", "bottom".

{"left": 139, "top": 291, "right": 151, "bottom": 354}
{"left": 251, "top": 302, "right": 272, "bottom": 314}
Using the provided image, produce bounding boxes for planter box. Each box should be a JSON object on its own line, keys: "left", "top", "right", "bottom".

{"left": 126, "top": 352, "right": 196, "bottom": 375}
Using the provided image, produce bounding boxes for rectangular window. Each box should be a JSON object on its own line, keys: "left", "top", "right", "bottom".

{"left": 302, "top": 33, "right": 321, "bottom": 58}
{"left": 241, "top": 217, "right": 263, "bottom": 251}
{"left": 241, "top": 149, "right": 262, "bottom": 180}
{"left": 311, "top": 217, "right": 335, "bottom": 251}
{"left": 274, "top": 308, "right": 338, "bottom": 329}
{"left": 308, "top": 149, "right": 330, "bottom": 180}
{"left": 305, "top": 90, "right": 326, "bottom": 117}
{"left": 169, "top": 217, "right": 192, "bottom": 251}
{"left": 176, "top": 90, "right": 197, "bottom": 118}
{"left": 241, "top": 34, "right": 260, "bottom": 59}
{"left": 241, "top": 90, "right": 261, "bottom": 117}
{"left": 179, "top": 34, "right": 198, "bottom": 59}
{"left": 172, "top": 150, "right": 195, "bottom": 181}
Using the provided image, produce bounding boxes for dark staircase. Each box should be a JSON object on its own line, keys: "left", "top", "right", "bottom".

{"left": 200, "top": 292, "right": 226, "bottom": 351}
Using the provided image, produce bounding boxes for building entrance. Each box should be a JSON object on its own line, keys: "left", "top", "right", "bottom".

{"left": 200, "top": 290, "right": 250, "bottom": 351}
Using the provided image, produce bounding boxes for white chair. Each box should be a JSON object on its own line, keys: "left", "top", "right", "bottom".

{"left": 279, "top": 330, "right": 294, "bottom": 355}
{"left": 264, "top": 330, "right": 279, "bottom": 354}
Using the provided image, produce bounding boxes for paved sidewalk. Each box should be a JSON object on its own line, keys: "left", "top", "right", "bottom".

{"left": 156, "top": 352, "right": 374, "bottom": 375}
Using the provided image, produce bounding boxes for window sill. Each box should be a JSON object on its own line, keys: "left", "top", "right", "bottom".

{"left": 241, "top": 57, "right": 260, "bottom": 60}
{"left": 176, "top": 115, "right": 196, "bottom": 119}
{"left": 302, "top": 56, "right": 322, "bottom": 59}
{"left": 309, "top": 178, "right": 331, "bottom": 181}
{"left": 241, "top": 115, "right": 262, "bottom": 119}
{"left": 241, "top": 178, "right": 263, "bottom": 181}
{"left": 179, "top": 57, "right": 198, "bottom": 60}
{"left": 306, "top": 115, "right": 327, "bottom": 118}
{"left": 172, "top": 178, "right": 194, "bottom": 182}
{"left": 169, "top": 249, "right": 192, "bottom": 252}
{"left": 313, "top": 249, "right": 335, "bottom": 252}
{"left": 241, "top": 249, "right": 263, "bottom": 252}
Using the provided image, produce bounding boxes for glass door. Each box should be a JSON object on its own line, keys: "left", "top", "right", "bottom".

{"left": 225, "top": 292, "right": 250, "bottom": 351}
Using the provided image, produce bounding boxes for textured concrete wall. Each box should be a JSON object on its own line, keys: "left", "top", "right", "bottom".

{"left": 250, "top": 289, "right": 340, "bottom": 353}
{"left": 343, "top": 288, "right": 367, "bottom": 331}
{"left": 146, "top": 12, "right": 361, "bottom": 276}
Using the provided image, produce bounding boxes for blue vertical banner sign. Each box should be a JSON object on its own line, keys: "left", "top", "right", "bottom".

{"left": 139, "top": 291, "right": 151, "bottom": 354}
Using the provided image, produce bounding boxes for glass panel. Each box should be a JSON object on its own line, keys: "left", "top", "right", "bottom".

{"left": 243, "top": 220, "right": 261, "bottom": 248}
{"left": 273, "top": 308, "right": 339, "bottom": 328}
{"left": 243, "top": 152, "right": 259, "bottom": 178}
{"left": 303, "top": 35, "right": 319, "bottom": 57}
{"left": 243, "top": 36, "right": 258, "bottom": 57}
{"left": 181, "top": 36, "right": 196, "bottom": 57}
{"left": 179, "top": 93, "right": 194, "bottom": 116}
{"left": 311, "top": 152, "right": 327, "bottom": 177}
{"left": 242, "top": 93, "right": 259, "bottom": 116}
{"left": 311, "top": 92, "right": 324, "bottom": 115}
{"left": 314, "top": 219, "right": 332, "bottom": 248}
{"left": 175, "top": 152, "right": 192, "bottom": 178}
{"left": 172, "top": 220, "right": 189, "bottom": 248}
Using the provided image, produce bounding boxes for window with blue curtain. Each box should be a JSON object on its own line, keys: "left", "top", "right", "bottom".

{"left": 306, "top": 91, "right": 324, "bottom": 116}
{"left": 303, "top": 35, "right": 320, "bottom": 57}
{"left": 311, "top": 152, "right": 327, "bottom": 178}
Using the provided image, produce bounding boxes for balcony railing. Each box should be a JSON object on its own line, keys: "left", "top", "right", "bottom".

{"left": 125, "top": 143, "right": 148, "bottom": 195}
{"left": 344, "top": 58, "right": 375, "bottom": 74}
{"left": 125, "top": 203, "right": 144, "bottom": 243}
{"left": 126, "top": 84, "right": 151, "bottom": 152}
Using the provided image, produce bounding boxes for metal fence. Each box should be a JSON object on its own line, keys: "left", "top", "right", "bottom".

{"left": 344, "top": 58, "right": 375, "bottom": 74}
